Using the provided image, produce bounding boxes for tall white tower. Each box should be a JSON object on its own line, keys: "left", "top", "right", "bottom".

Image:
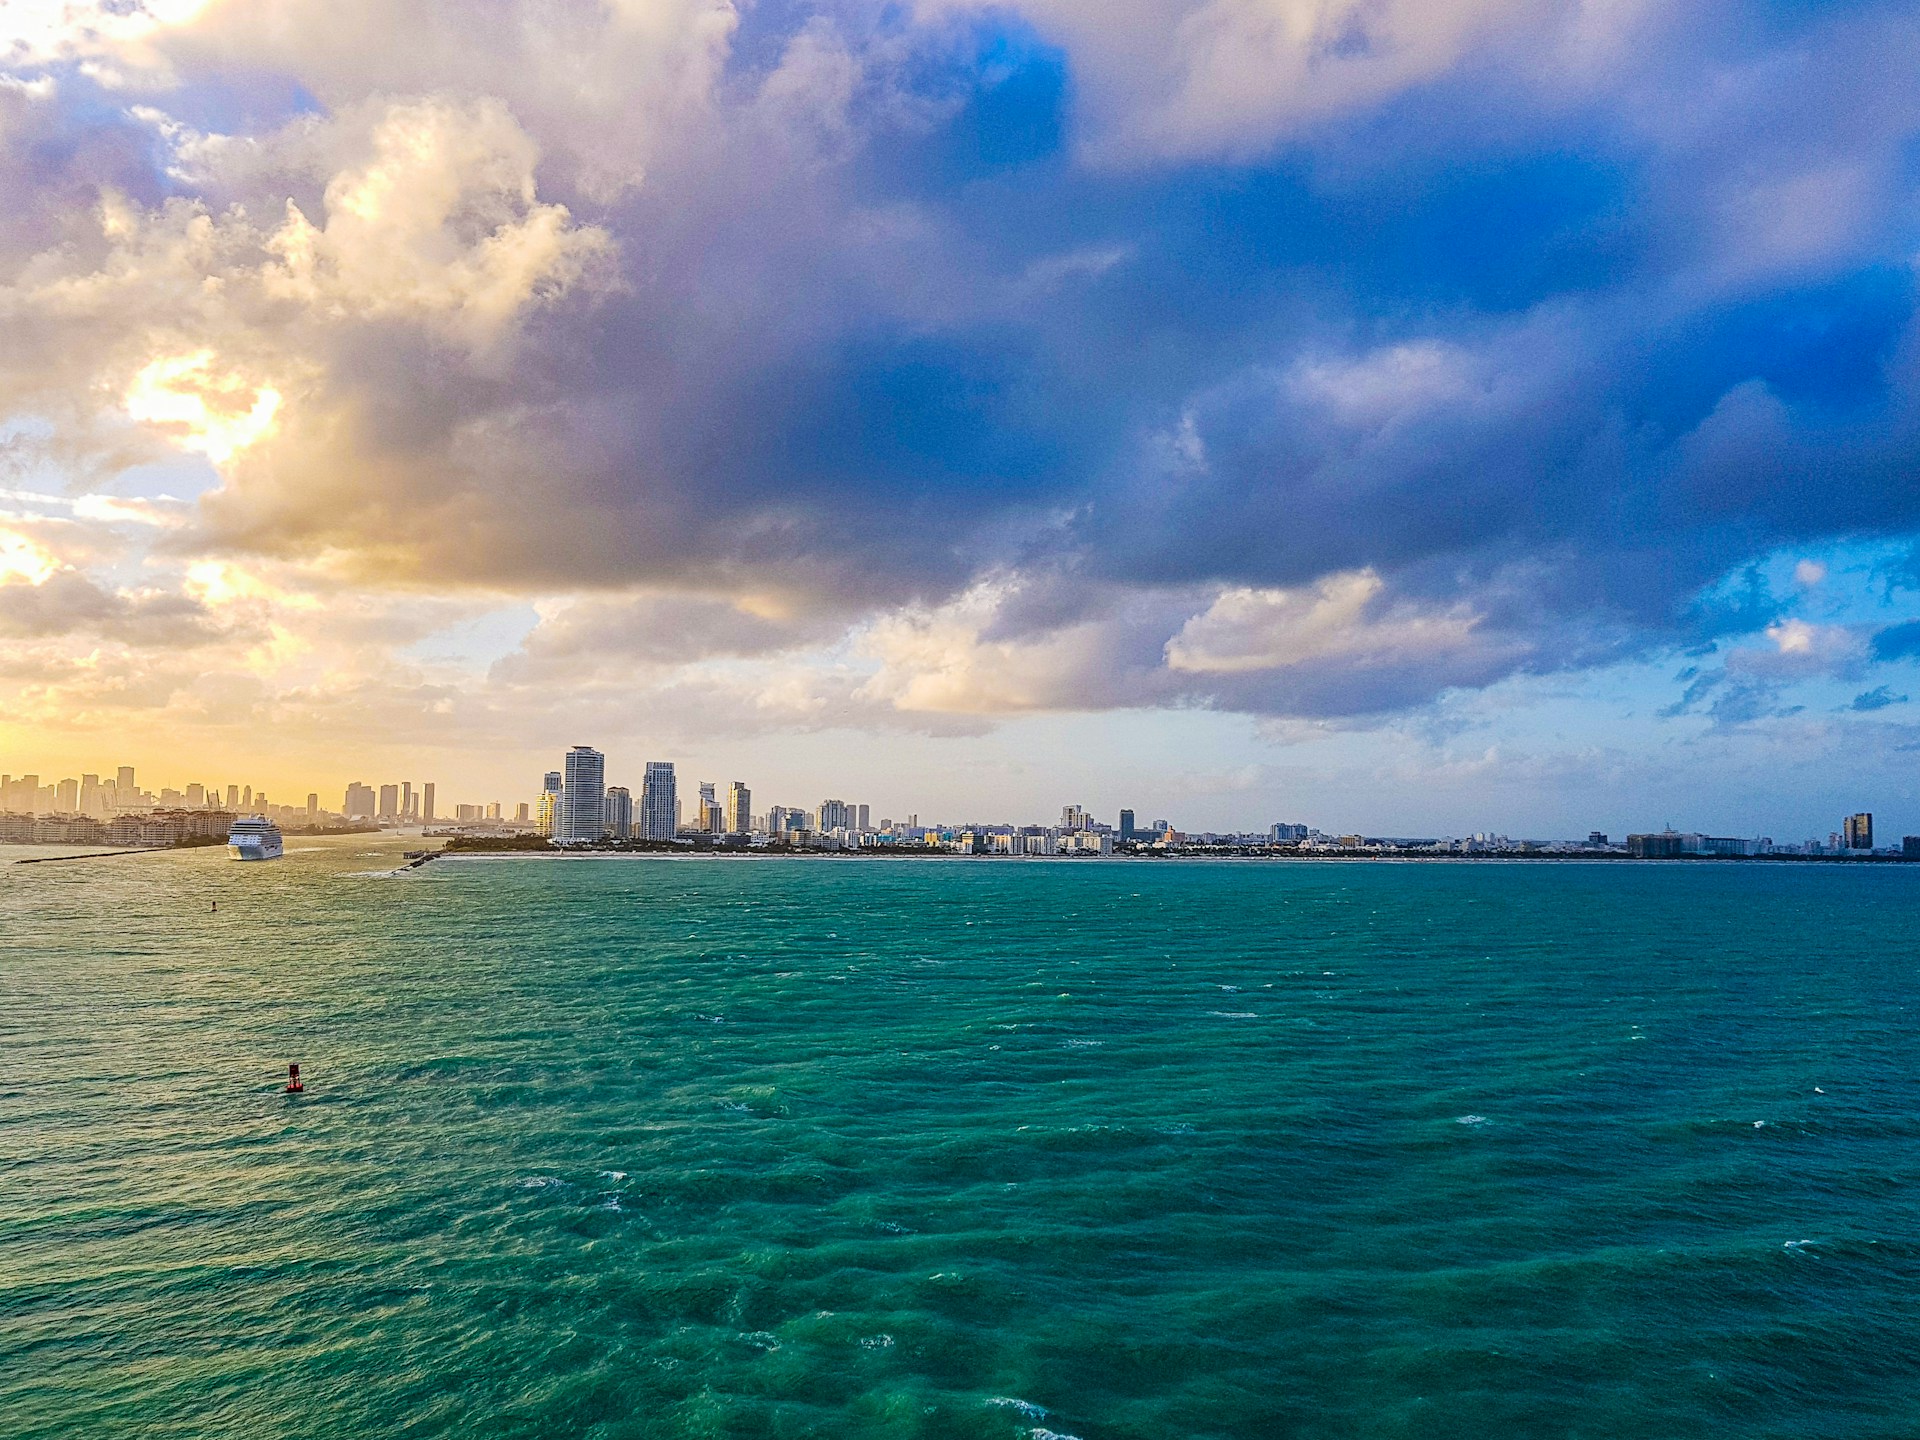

{"left": 556, "top": 746, "right": 605, "bottom": 842}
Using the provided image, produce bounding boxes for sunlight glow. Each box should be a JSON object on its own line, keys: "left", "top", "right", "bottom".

{"left": 124, "top": 351, "right": 281, "bottom": 464}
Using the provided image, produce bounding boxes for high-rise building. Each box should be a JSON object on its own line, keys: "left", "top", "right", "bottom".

{"left": 422, "top": 783, "right": 435, "bottom": 822}
{"left": 79, "top": 774, "right": 101, "bottom": 816}
{"left": 1061, "top": 804, "right": 1089, "bottom": 832}
{"left": 227, "top": 784, "right": 240, "bottom": 810}
{"left": 556, "top": 746, "right": 605, "bottom": 842}
{"left": 344, "top": 782, "right": 376, "bottom": 819}
{"left": 640, "top": 762, "right": 677, "bottom": 840}
{"left": 242, "top": 785, "right": 252, "bottom": 808}
{"left": 856, "top": 803, "right": 870, "bottom": 832}
{"left": 402, "top": 781, "right": 414, "bottom": 820}
{"left": 536, "top": 771, "right": 563, "bottom": 836}
{"left": 723, "top": 782, "right": 751, "bottom": 834}
{"left": 515, "top": 802, "right": 530, "bottom": 822}
{"left": 56, "top": 778, "right": 79, "bottom": 812}
{"left": 117, "top": 766, "right": 136, "bottom": 799}
{"left": 185, "top": 783, "right": 205, "bottom": 808}
{"left": 818, "top": 799, "right": 851, "bottom": 831}
{"left": 606, "top": 786, "right": 634, "bottom": 839}
{"left": 378, "top": 784, "right": 399, "bottom": 821}
{"left": 487, "top": 803, "right": 501, "bottom": 821}
{"left": 1118, "top": 809, "right": 1135, "bottom": 840}
{"left": 307, "top": 793, "right": 319, "bottom": 817}
{"left": 1845, "top": 812, "right": 1874, "bottom": 850}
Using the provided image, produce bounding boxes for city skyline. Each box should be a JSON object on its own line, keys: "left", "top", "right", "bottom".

{"left": 4, "top": 746, "right": 1911, "bottom": 857}
{"left": 6, "top": 2, "right": 1920, "bottom": 833}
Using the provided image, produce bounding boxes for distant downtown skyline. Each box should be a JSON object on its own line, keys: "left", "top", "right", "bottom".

{"left": 1, "top": 748, "right": 1910, "bottom": 859}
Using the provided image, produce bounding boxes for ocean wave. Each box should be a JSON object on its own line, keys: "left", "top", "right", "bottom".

{"left": 988, "top": 1397, "right": 1046, "bottom": 1418}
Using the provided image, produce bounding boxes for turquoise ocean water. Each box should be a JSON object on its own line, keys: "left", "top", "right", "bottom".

{"left": 5, "top": 837, "right": 1920, "bottom": 1438}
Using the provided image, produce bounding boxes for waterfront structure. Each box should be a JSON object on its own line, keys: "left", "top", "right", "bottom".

{"left": 605, "top": 786, "right": 633, "bottom": 839}
{"left": 423, "top": 783, "right": 435, "bottom": 822}
{"left": 556, "top": 746, "right": 605, "bottom": 843}
{"left": 727, "top": 782, "right": 751, "bottom": 835}
{"left": 690, "top": 781, "right": 722, "bottom": 833}
{"left": 1845, "top": 813, "right": 1874, "bottom": 851}
{"left": 640, "top": 762, "right": 677, "bottom": 840}
{"left": 1269, "top": 822, "right": 1309, "bottom": 842}
{"left": 536, "top": 771, "right": 562, "bottom": 837}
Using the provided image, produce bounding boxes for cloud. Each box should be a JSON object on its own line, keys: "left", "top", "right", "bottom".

{"left": 1851, "top": 685, "right": 1907, "bottom": 713}
{"left": 5, "top": 0, "right": 1920, "bottom": 777}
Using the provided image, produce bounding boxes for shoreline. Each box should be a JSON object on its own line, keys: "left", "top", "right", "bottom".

{"left": 421, "top": 848, "right": 1920, "bottom": 866}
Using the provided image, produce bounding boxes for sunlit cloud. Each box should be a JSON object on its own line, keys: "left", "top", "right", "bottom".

{"left": 123, "top": 352, "right": 281, "bottom": 464}
{"left": 0, "top": 528, "right": 60, "bottom": 584}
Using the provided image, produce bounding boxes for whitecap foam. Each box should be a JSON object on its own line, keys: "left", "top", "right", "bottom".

{"left": 988, "top": 1397, "right": 1046, "bottom": 1418}
{"left": 600, "top": 1170, "right": 628, "bottom": 1182}
{"left": 860, "top": 1334, "right": 895, "bottom": 1350}
{"left": 1062, "top": 1039, "right": 1104, "bottom": 1048}
{"left": 1456, "top": 1115, "right": 1488, "bottom": 1126}
{"left": 1031, "top": 1429, "right": 1085, "bottom": 1440}
{"left": 514, "top": 1175, "right": 565, "bottom": 1190}
{"left": 1209, "top": 1011, "right": 1258, "bottom": 1018}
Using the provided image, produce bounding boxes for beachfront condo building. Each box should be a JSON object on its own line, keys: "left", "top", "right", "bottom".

{"left": 640, "top": 762, "right": 677, "bottom": 840}
{"left": 727, "top": 782, "right": 751, "bottom": 834}
{"left": 606, "top": 786, "right": 633, "bottom": 839}
{"left": 556, "top": 747, "right": 605, "bottom": 842}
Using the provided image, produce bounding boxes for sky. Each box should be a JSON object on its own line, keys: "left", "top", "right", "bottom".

{"left": 4, "top": 0, "right": 1920, "bottom": 839}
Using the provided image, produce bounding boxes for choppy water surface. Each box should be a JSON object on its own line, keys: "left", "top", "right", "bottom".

{"left": 5, "top": 840, "right": 1920, "bottom": 1438}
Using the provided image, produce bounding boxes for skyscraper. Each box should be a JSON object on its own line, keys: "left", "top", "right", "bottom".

{"left": 1119, "top": 809, "right": 1135, "bottom": 841}
{"left": 227, "top": 784, "right": 240, "bottom": 810}
{"left": 307, "top": 793, "right": 319, "bottom": 817}
{"left": 726, "top": 782, "right": 751, "bottom": 834}
{"left": 1845, "top": 812, "right": 1874, "bottom": 850}
{"left": 536, "top": 770, "right": 563, "bottom": 837}
{"left": 402, "top": 781, "right": 414, "bottom": 820}
{"left": 422, "top": 783, "right": 435, "bottom": 822}
{"left": 556, "top": 746, "right": 605, "bottom": 842}
{"left": 694, "top": 780, "right": 722, "bottom": 832}
{"left": 606, "top": 786, "right": 633, "bottom": 839}
{"left": 378, "top": 784, "right": 399, "bottom": 821}
{"left": 1061, "top": 804, "right": 1088, "bottom": 831}
{"left": 640, "top": 762, "right": 677, "bottom": 840}
{"left": 344, "top": 782, "right": 376, "bottom": 819}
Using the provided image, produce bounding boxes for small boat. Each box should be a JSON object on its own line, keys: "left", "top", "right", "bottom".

{"left": 228, "top": 816, "right": 285, "bottom": 862}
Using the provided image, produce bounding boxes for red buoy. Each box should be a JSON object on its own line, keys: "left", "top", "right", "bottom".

{"left": 285, "top": 1062, "right": 304, "bottom": 1094}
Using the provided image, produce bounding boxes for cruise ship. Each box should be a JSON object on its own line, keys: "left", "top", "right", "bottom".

{"left": 227, "top": 816, "right": 285, "bottom": 862}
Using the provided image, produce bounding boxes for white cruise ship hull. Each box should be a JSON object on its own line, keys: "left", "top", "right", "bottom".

{"left": 228, "top": 839, "right": 284, "bottom": 861}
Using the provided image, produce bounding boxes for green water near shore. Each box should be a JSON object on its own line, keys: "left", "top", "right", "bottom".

{"left": 5, "top": 838, "right": 1920, "bottom": 1437}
